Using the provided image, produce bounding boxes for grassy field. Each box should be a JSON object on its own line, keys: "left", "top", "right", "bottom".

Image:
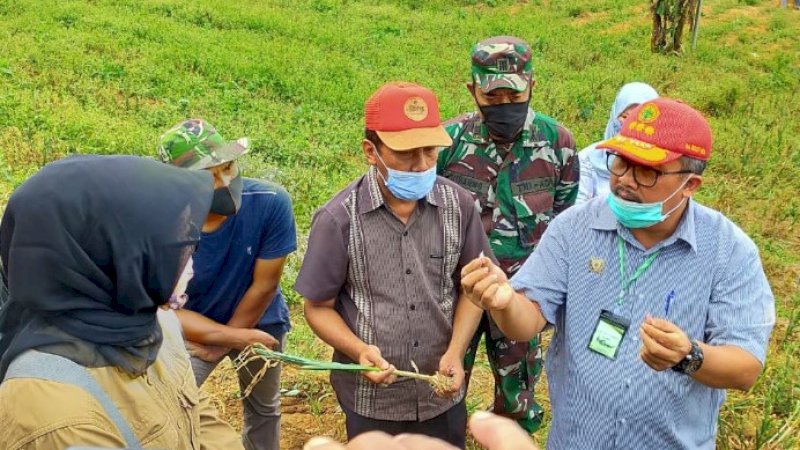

{"left": 1, "top": 0, "right": 798, "bottom": 448}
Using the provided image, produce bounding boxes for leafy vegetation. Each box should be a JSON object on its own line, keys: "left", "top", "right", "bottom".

{"left": 1, "top": 0, "right": 797, "bottom": 448}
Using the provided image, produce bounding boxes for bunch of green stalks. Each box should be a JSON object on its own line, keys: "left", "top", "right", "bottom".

{"left": 233, "top": 343, "right": 453, "bottom": 398}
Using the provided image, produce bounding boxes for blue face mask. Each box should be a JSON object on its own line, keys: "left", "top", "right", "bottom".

{"left": 373, "top": 146, "right": 437, "bottom": 201}
{"left": 607, "top": 177, "right": 691, "bottom": 229}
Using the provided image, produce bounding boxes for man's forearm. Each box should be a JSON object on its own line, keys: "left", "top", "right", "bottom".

{"left": 690, "top": 344, "right": 762, "bottom": 391}
{"left": 176, "top": 309, "right": 246, "bottom": 348}
{"left": 447, "top": 293, "right": 484, "bottom": 357}
{"left": 227, "top": 287, "right": 277, "bottom": 329}
{"left": 303, "top": 300, "right": 369, "bottom": 362}
{"left": 488, "top": 291, "right": 547, "bottom": 341}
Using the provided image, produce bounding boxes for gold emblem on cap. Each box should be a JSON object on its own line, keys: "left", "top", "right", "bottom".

{"left": 638, "top": 104, "right": 660, "bottom": 124}
{"left": 404, "top": 97, "right": 428, "bottom": 122}
{"left": 589, "top": 258, "right": 605, "bottom": 274}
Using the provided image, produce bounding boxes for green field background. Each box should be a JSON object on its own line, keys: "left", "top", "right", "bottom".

{"left": 1, "top": 0, "right": 798, "bottom": 447}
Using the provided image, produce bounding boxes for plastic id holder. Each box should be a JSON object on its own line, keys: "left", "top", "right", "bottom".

{"left": 588, "top": 309, "right": 631, "bottom": 360}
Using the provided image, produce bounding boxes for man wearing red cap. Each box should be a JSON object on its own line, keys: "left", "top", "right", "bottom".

{"left": 295, "top": 82, "right": 492, "bottom": 447}
{"left": 460, "top": 98, "right": 775, "bottom": 449}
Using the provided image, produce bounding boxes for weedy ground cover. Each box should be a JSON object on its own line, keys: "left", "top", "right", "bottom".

{"left": 0, "top": 0, "right": 797, "bottom": 448}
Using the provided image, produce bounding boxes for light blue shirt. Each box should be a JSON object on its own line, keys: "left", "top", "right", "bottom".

{"left": 510, "top": 196, "right": 775, "bottom": 450}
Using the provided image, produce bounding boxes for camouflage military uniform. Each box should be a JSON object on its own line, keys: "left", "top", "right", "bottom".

{"left": 437, "top": 36, "right": 579, "bottom": 434}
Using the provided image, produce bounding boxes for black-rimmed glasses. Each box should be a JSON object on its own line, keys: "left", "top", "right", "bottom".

{"left": 605, "top": 152, "right": 693, "bottom": 188}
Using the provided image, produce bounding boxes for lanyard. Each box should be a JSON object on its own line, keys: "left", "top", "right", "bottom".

{"left": 616, "top": 236, "right": 661, "bottom": 306}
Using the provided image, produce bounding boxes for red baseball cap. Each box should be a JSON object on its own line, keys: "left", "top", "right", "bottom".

{"left": 598, "top": 97, "right": 713, "bottom": 167}
{"left": 364, "top": 82, "right": 453, "bottom": 151}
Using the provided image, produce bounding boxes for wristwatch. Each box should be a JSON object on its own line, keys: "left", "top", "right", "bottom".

{"left": 672, "top": 339, "right": 704, "bottom": 375}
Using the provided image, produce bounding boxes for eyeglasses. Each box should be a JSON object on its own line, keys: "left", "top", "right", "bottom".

{"left": 605, "top": 152, "right": 693, "bottom": 188}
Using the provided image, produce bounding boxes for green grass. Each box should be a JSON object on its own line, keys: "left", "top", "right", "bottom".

{"left": 1, "top": 0, "right": 798, "bottom": 448}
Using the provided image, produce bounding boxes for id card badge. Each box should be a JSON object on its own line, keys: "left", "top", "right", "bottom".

{"left": 588, "top": 310, "right": 631, "bottom": 360}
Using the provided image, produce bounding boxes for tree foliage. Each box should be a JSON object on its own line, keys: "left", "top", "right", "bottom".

{"left": 651, "top": 0, "right": 699, "bottom": 54}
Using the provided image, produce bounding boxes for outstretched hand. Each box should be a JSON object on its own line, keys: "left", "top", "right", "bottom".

{"left": 460, "top": 256, "right": 514, "bottom": 311}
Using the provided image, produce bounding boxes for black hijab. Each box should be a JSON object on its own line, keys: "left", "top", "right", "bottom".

{"left": 0, "top": 155, "right": 213, "bottom": 379}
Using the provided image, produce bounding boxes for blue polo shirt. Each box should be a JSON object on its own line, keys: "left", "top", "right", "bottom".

{"left": 509, "top": 196, "right": 775, "bottom": 450}
{"left": 186, "top": 178, "right": 297, "bottom": 339}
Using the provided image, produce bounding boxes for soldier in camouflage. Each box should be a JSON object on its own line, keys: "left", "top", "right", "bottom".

{"left": 437, "top": 36, "right": 579, "bottom": 433}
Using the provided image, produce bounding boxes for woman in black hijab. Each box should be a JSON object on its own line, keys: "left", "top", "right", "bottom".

{"left": 0, "top": 155, "right": 244, "bottom": 450}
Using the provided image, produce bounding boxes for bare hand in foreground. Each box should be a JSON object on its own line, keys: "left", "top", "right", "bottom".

{"left": 461, "top": 255, "right": 515, "bottom": 311}
{"left": 302, "top": 411, "right": 540, "bottom": 450}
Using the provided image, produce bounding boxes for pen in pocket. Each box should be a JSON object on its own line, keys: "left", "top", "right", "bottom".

{"left": 663, "top": 290, "right": 675, "bottom": 317}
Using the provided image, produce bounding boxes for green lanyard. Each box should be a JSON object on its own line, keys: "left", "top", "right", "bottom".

{"left": 616, "top": 236, "right": 661, "bottom": 306}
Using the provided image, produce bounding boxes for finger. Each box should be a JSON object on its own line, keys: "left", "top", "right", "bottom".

{"left": 639, "top": 333, "right": 677, "bottom": 367}
{"left": 461, "top": 258, "right": 486, "bottom": 278}
{"left": 469, "top": 411, "right": 537, "bottom": 450}
{"left": 472, "top": 274, "right": 499, "bottom": 299}
{"left": 372, "top": 364, "right": 396, "bottom": 384}
{"left": 639, "top": 349, "right": 662, "bottom": 370}
{"left": 303, "top": 436, "right": 345, "bottom": 450}
{"left": 394, "top": 433, "right": 458, "bottom": 449}
{"left": 449, "top": 369, "right": 465, "bottom": 393}
{"left": 437, "top": 359, "right": 453, "bottom": 376}
{"left": 488, "top": 262, "right": 506, "bottom": 280}
{"left": 639, "top": 348, "right": 672, "bottom": 371}
{"left": 366, "top": 351, "right": 390, "bottom": 370}
{"left": 647, "top": 316, "right": 680, "bottom": 332}
{"left": 384, "top": 365, "right": 397, "bottom": 384}
{"left": 480, "top": 283, "right": 499, "bottom": 307}
{"left": 639, "top": 326, "right": 667, "bottom": 357}
{"left": 641, "top": 323, "right": 682, "bottom": 349}
{"left": 461, "top": 267, "right": 491, "bottom": 291}
{"left": 346, "top": 432, "right": 403, "bottom": 450}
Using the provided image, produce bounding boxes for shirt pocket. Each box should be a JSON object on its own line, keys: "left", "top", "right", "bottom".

{"left": 510, "top": 177, "right": 555, "bottom": 248}
{"left": 442, "top": 166, "right": 495, "bottom": 234}
{"left": 134, "top": 382, "right": 181, "bottom": 448}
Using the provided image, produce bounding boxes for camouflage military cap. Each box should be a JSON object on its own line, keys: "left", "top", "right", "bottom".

{"left": 471, "top": 36, "right": 533, "bottom": 93}
{"left": 158, "top": 119, "right": 250, "bottom": 170}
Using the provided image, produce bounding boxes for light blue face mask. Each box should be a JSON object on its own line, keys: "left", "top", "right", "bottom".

{"left": 607, "top": 177, "right": 691, "bottom": 229}
{"left": 373, "top": 146, "right": 437, "bottom": 201}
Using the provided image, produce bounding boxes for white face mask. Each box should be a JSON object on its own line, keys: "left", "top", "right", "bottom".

{"left": 168, "top": 257, "right": 194, "bottom": 310}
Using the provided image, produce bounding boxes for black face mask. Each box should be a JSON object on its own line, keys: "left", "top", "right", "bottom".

{"left": 210, "top": 173, "right": 243, "bottom": 216}
{"left": 478, "top": 101, "right": 529, "bottom": 144}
